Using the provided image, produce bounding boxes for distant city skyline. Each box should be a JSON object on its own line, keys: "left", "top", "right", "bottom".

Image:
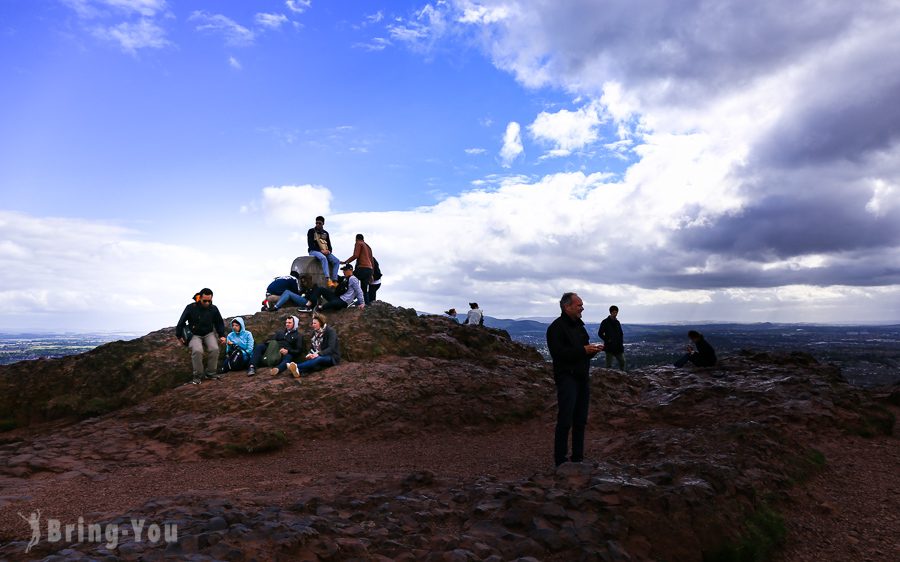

{"left": 2, "top": 0, "right": 899, "bottom": 333}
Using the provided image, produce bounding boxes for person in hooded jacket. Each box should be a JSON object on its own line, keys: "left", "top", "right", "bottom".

{"left": 287, "top": 313, "right": 341, "bottom": 378}
{"left": 222, "top": 317, "right": 254, "bottom": 373}
{"left": 247, "top": 315, "right": 303, "bottom": 376}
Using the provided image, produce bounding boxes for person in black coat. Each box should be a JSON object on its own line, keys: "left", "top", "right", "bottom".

{"left": 598, "top": 305, "right": 626, "bottom": 371}
{"left": 287, "top": 313, "right": 342, "bottom": 378}
{"left": 674, "top": 330, "right": 717, "bottom": 367}
{"left": 175, "top": 288, "right": 226, "bottom": 384}
{"left": 546, "top": 292, "right": 604, "bottom": 467}
{"left": 246, "top": 315, "right": 304, "bottom": 376}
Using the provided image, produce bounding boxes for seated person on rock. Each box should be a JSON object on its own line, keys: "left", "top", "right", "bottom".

{"left": 222, "top": 317, "right": 254, "bottom": 373}
{"left": 308, "top": 215, "right": 341, "bottom": 288}
{"left": 296, "top": 274, "right": 320, "bottom": 312}
{"left": 247, "top": 315, "right": 303, "bottom": 376}
{"left": 307, "top": 264, "right": 365, "bottom": 312}
{"left": 176, "top": 287, "right": 227, "bottom": 384}
{"left": 287, "top": 313, "right": 341, "bottom": 379}
{"left": 262, "top": 271, "right": 307, "bottom": 312}
{"left": 674, "top": 330, "right": 717, "bottom": 368}
{"left": 463, "top": 302, "right": 484, "bottom": 326}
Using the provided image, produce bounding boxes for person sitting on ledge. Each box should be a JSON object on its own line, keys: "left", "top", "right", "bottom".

{"left": 308, "top": 264, "right": 365, "bottom": 312}
{"left": 463, "top": 302, "right": 484, "bottom": 326}
{"left": 287, "top": 313, "right": 341, "bottom": 379}
{"left": 222, "top": 317, "right": 254, "bottom": 373}
{"left": 262, "top": 271, "right": 307, "bottom": 312}
{"left": 445, "top": 308, "right": 459, "bottom": 323}
{"left": 246, "top": 315, "right": 303, "bottom": 376}
{"left": 307, "top": 216, "right": 341, "bottom": 288}
{"left": 674, "top": 330, "right": 717, "bottom": 368}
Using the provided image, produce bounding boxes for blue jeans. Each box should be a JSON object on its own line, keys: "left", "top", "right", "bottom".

{"left": 309, "top": 251, "right": 341, "bottom": 281}
{"left": 275, "top": 290, "right": 307, "bottom": 309}
{"left": 294, "top": 355, "right": 334, "bottom": 374}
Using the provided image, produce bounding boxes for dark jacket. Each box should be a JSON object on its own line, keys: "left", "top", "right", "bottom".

{"left": 598, "top": 316, "right": 624, "bottom": 354}
{"left": 546, "top": 313, "right": 596, "bottom": 380}
{"left": 267, "top": 328, "right": 303, "bottom": 357}
{"left": 266, "top": 276, "right": 301, "bottom": 296}
{"left": 693, "top": 337, "right": 717, "bottom": 366}
{"left": 307, "top": 227, "right": 334, "bottom": 254}
{"left": 317, "top": 325, "right": 341, "bottom": 365}
{"left": 176, "top": 302, "right": 225, "bottom": 339}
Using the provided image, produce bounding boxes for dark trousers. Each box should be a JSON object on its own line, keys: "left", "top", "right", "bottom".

{"left": 554, "top": 373, "right": 590, "bottom": 466}
{"left": 354, "top": 268, "right": 373, "bottom": 304}
{"left": 250, "top": 342, "right": 294, "bottom": 372}
{"left": 368, "top": 282, "right": 380, "bottom": 303}
{"left": 674, "top": 353, "right": 715, "bottom": 368}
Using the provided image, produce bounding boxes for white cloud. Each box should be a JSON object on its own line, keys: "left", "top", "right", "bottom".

{"left": 457, "top": 2, "right": 510, "bottom": 24}
{"left": 189, "top": 11, "right": 255, "bottom": 46}
{"left": 387, "top": 3, "right": 449, "bottom": 51}
{"left": 866, "top": 178, "right": 898, "bottom": 217}
{"left": 367, "top": 11, "right": 385, "bottom": 24}
{"left": 354, "top": 37, "right": 392, "bottom": 51}
{"left": 62, "top": 0, "right": 168, "bottom": 18}
{"left": 499, "top": 121, "right": 523, "bottom": 167}
{"left": 255, "top": 12, "right": 289, "bottom": 30}
{"left": 528, "top": 102, "right": 605, "bottom": 157}
{"left": 464, "top": 147, "right": 487, "bottom": 155}
{"left": 259, "top": 185, "right": 333, "bottom": 226}
{"left": 285, "top": 0, "right": 311, "bottom": 14}
{"left": 228, "top": 56, "right": 242, "bottom": 70}
{"left": 93, "top": 18, "right": 169, "bottom": 53}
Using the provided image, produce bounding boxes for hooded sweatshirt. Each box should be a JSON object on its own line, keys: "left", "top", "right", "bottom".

{"left": 226, "top": 317, "right": 254, "bottom": 357}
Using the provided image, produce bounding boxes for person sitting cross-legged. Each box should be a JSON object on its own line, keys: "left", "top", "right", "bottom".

{"left": 246, "top": 315, "right": 303, "bottom": 376}
{"left": 287, "top": 313, "right": 341, "bottom": 379}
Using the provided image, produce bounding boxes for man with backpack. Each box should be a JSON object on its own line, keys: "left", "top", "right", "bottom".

{"left": 175, "top": 288, "right": 227, "bottom": 384}
{"left": 343, "top": 233, "right": 375, "bottom": 304}
{"left": 246, "top": 315, "right": 303, "bottom": 377}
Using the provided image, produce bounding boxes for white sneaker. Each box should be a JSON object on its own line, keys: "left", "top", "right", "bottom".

{"left": 287, "top": 362, "right": 300, "bottom": 379}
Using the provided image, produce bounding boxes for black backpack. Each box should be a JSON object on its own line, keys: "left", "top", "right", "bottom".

{"left": 372, "top": 257, "right": 383, "bottom": 281}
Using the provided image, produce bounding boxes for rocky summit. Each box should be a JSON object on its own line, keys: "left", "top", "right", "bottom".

{"left": 0, "top": 303, "right": 896, "bottom": 561}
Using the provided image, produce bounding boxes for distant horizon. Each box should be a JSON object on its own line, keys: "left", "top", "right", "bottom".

{"left": 4, "top": 316, "right": 899, "bottom": 338}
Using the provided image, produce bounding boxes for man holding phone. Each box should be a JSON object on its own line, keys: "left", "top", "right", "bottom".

{"left": 546, "top": 292, "right": 603, "bottom": 467}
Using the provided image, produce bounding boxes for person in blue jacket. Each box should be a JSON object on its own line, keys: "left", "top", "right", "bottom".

{"left": 262, "top": 271, "right": 307, "bottom": 312}
{"left": 222, "top": 317, "right": 254, "bottom": 373}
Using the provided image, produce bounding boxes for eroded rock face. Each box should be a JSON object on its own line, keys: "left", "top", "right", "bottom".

{"left": 0, "top": 303, "right": 541, "bottom": 429}
{"left": 0, "top": 340, "right": 893, "bottom": 561}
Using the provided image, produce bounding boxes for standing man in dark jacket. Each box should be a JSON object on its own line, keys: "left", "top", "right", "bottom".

{"left": 546, "top": 292, "right": 604, "bottom": 467}
{"left": 307, "top": 216, "right": 341, "bottom": 288}
{"left": 176, "top": 287, "right": 227, "bottom": 384}
{"left": 598, "top": 305, "right": 626, "bottom": 370}
{"left": 246, "top": 315, "right": 304, "bottom": 376}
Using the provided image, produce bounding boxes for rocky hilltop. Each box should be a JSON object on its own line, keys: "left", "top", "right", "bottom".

{"left": 0, "top": 303, "right": 896, "bottom": 561}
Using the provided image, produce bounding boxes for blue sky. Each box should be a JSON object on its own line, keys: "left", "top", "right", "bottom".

{"left": 1, "top": 0, "right": 899, "bottom": 332}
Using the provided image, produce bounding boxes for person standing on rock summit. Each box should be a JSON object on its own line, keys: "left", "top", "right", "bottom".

{"left": 546, "top": 292, "right": 604, "bottom": 467}
{"left": 598, "top": 305, "right": 626, "bottom": 371}
{"left": 176, "top": 288, "right": 227, "bottom": 384}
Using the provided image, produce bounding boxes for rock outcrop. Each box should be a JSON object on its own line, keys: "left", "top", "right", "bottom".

{"left": 0, "top": 305, "right": 895, "bottom": 561}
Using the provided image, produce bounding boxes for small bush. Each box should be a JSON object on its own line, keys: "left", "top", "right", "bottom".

{"left": 704, "top": 504, "right": 787, "bottom": 562}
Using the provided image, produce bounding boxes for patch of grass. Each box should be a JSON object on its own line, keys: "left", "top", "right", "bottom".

{"left": 785, "top": 447, "right": 827, "bottom": 485}
{"left": 0, "top": 418, "right": 18, "bottom": 432}
{"left": 704, "top": 503, "right": 787, "bottom": 562}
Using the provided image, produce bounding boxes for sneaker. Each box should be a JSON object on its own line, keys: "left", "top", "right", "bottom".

{"left": 287, "top": 362, "right": 300, "bottom": 379}
{"left": 190, "top": 377, "right": 201, "bottom": 385}
{"left": 204, "top": 373, "right": 221, "bottom": 380}
{"left": 247, "top": 366, "right": 256, "bottom": 376}
{"left": 298, "top": 306, "right": 313, "bottom": 313}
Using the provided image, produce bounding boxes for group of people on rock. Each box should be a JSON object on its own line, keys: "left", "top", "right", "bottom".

{"left": 443, "top": 302, "right": 484, "bottom": 325}
{"left": 547, "top": 292, "right": 718, "bottom": 467}
{"left": 261, "top": 216, "right": 381, "bottom": 314}
{"left": 175, "top": 290, "right": 343, "bottom": 385}
{"left": 175, "top": 217, "right": 373, "bottom": 385}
